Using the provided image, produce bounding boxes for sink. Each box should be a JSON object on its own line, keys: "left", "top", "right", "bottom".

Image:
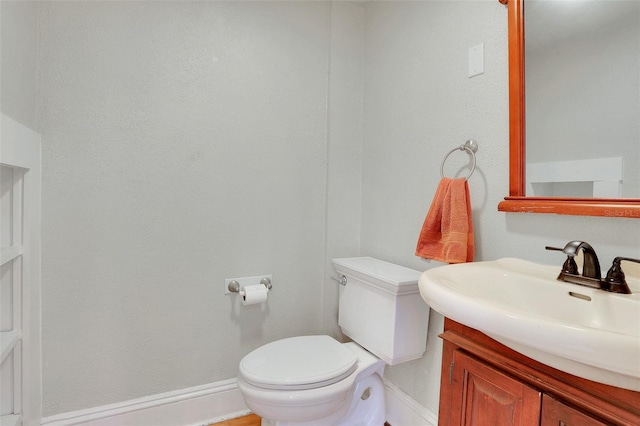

{"left": 419, "top": 258, "right": 640, "bottom": 391}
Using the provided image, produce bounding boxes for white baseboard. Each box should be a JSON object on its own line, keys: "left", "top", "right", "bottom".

{"left": 384, "top": 379, "right": 438, "bottom": 426}
{"left": 40, "top": 377, "right": 436, "bottom": 426}
{"left": 40, "top": 379, "right": 250, "bottom": 426}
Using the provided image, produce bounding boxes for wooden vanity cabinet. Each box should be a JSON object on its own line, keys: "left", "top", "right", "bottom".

{"left": 540, "top": 395, "right": 606, "bottom": 426}
{"left": 449, "top": 349, "right": 541, "bottom": 425}
{"left": 439, "top": 318, "right": 640, "bottom": 426}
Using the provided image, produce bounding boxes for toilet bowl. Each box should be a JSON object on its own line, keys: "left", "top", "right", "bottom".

{"left": 238, "top": 337, "right": 385, "bottom": 425}
{"left": 237, "top": 257, "right": 430, "bottom": 425}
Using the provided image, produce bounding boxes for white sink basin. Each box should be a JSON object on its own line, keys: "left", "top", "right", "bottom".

{"left": 419, "top": 258, "right": 640, "bottom": 391}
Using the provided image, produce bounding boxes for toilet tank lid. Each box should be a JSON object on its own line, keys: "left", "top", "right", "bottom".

{"left": 332, "top": 257, "right": 423, "bottom": 293}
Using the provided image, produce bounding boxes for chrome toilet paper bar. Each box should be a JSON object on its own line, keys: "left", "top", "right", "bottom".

{"left": 227, "top": 277, "right": 272, "bottom": 294}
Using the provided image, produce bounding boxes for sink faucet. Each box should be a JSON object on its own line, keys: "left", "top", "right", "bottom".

{"left": 546, "top": 241, "right": 636, "bottom": 294}
{"left": 558, "top": 240, "right": 601, "bottom": 280}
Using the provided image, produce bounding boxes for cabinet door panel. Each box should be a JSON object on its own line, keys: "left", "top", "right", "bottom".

{"left": 541, "top": 394, "right": 607, "bottom": 426}
{"left": 450, "top": 350, "right": 541, "bottom": 426}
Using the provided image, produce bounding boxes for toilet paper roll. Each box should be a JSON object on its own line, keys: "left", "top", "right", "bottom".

{"left": 241, "top": 284, "right": 268, "bottom": 306}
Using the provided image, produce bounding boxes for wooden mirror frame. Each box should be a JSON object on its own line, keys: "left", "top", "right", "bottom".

{"left": 497, "top": 0, "right": 640, "bottom": 218}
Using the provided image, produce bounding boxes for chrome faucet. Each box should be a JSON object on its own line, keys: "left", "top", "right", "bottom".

{"left": 546, "top": 241, "right": 636, "bottom": 294}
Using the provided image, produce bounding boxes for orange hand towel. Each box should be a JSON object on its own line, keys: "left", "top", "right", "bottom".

{"left": 415, "top": 177, "right": 474, "bottom": 264}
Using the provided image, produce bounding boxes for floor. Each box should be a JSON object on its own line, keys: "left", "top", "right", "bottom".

{"left": 212, "top": 415, "right": 392, "bottom": 426}
{"left": 211, "top": 414, "right": 261, "bottom": 426}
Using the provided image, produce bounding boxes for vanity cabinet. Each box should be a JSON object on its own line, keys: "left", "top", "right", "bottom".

{"left": 439, "top": 318, "right": 640, "bottom": 426}
{"left": 541, "top": 395, "right": 606, "bottom": 426}
{"left": 449, "top": 349, "right": 541, "bottom": 425}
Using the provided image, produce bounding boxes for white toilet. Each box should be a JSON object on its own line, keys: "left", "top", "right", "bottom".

{"left": 237, "top": 257, "right": 430, "bottom": 425}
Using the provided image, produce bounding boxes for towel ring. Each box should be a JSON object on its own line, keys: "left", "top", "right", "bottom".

{"left": 440, "top": 139, "right": 478, "bottom": 180}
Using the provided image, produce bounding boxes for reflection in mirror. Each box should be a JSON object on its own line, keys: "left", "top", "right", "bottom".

{"left": 525, "top": 0, "right": 639, "bottom": 199}
{"left": 498, "top": 0, "right": 640, "bottom": 218}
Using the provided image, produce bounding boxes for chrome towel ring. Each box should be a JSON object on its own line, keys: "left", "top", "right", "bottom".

{"left": 440, "top": 139, "right": 479, "bottom": 180}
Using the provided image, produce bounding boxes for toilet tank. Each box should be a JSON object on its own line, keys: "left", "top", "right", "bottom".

{"left": 332, "top": 257, "right": 430, "bottom": 365}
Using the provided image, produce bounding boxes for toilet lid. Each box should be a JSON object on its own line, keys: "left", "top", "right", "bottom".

{"left": 239, "top": 335, "right": 358, "bottom": 390}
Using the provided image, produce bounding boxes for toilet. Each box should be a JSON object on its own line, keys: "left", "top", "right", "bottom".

{"left": 237, "top": 257, "right": 430, "bottom": 425}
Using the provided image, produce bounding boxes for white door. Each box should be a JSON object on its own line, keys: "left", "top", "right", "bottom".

{"left": 0, "top": 114, "right": 41, "bottom": 426}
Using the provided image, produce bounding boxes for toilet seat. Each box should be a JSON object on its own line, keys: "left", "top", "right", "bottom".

{"left": 239, "top": 335, "right": 358, "bottom": 390}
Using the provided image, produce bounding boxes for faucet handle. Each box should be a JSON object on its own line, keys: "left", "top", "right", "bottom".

{"left": 545, "top": 246, "right": 565, "bottom": 252}
{"left": 546, "top": 246, "right": 578, "bottom": 275}
{"left": 604, "top": 257, "right": 638, "bottom": 294}
{"left": 561, "top": 257, "right": 579, "bottom": 275}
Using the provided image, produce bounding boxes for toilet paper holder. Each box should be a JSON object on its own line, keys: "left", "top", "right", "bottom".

{"left": 227, "top": 277, "right": 272, "bottom": 294}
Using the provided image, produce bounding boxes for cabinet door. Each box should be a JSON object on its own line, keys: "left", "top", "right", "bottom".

{"left": 541, "top": 395, "right": 607, "bottom": 426}
{"left": 449, "top": 350, "right": 541, "bottom": 426}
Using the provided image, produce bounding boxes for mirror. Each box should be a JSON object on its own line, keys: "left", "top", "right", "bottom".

{"left": 497, "top": 0, "right": 640, "bottom": 218}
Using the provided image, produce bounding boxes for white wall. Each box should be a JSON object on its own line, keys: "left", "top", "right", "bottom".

{"left": 359, "top": 0, "right": 640, "bottom": 414}
{"left": 3, "top": 0, "right": 640, "bottom": 420}
{"left": 0, "top": 0, "right": 39, "bottom": 129}
{"left": 35, "top": 1, "right": 336, "bottom": 416}
{"left": 324, "top": 1, "right": 365, "bottom": 340}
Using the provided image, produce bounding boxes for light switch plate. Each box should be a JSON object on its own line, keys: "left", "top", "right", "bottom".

{"left": 468, "top": 43, "right": 485, "bottom": 78}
